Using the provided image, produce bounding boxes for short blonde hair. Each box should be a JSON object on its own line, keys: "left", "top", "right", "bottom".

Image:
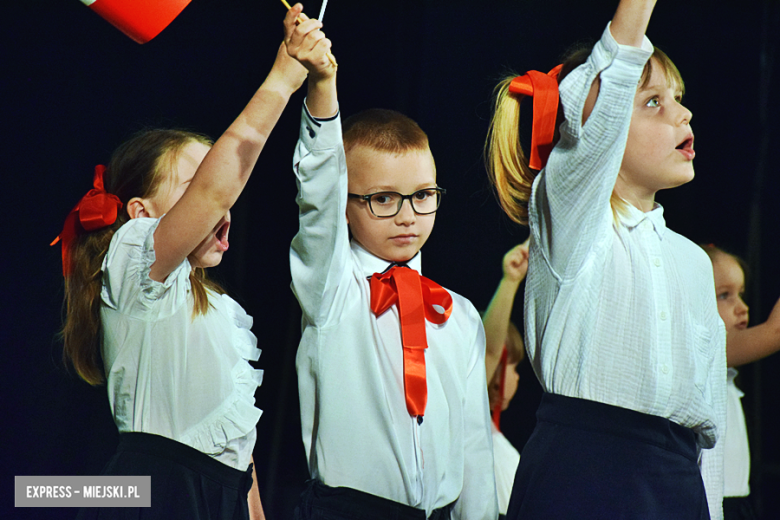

{"left": 343, "top": 109, "right": 429, "bottom": 155}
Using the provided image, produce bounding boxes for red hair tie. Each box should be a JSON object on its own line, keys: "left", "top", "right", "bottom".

{"left": 51, "top": 165, "right": 123, "bottom": 276}
{"left": 508, "top": 64, "right": 563, "bottom": 170}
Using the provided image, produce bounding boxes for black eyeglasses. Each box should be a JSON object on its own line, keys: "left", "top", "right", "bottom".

{"left": 348, "top": 187, "right": 446, "bottom": 218}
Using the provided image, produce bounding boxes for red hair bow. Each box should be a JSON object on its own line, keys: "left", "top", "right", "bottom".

{"left": 509, "top": 64, "right": 564, "bottom": 170}
{"left": 370, "top": 266, "right": 453, "bottom": 419}
{"left": 51, "top": 165, "right": 123, "bottom": 276}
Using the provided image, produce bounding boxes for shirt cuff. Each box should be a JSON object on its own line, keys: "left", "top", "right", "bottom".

{"left": 303, "top": 98, "right": 340, "bottom": 125}
{"left": 603, "top": 21, "right": 654, "bottom": 67}
{"left": 299, "top": 100, "right": 343, "bottom": 152}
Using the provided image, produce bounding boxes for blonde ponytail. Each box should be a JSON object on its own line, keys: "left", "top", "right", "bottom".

{"left": 485, "top": 77, "right": 536, "bottom": 225}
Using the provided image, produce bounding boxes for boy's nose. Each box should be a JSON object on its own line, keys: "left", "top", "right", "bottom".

{"left": 394, "top": 199, "right": 416, "bottom": 224}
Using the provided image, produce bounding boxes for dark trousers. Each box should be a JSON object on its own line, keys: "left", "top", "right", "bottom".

{"left": 76, "top": 432, "right": 254, "bottom": 520}
{"left": 294, "top": 479, "right": 454, "bottom": 520}
{"left": 507, "top": 393, "right": 710, "bottom": 520}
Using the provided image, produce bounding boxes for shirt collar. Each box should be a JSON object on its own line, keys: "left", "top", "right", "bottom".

{"left": 619, "top": 201, "right": 667, "bottom": 239}
{"left": 351, "top": 240, "right": 423, "bottom": 278}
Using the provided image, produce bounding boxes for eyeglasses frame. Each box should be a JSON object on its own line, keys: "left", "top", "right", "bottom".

{"left": 347, "top": 187, "right": 447, "bottom": 218}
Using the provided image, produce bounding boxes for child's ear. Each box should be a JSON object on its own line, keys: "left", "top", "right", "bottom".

{"left": 126, "top": 197, "right": 151, "bottom": 219}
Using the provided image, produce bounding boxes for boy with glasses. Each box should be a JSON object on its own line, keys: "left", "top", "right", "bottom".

{"left": 284, "top": 5, "right": 497, "bottom": 520}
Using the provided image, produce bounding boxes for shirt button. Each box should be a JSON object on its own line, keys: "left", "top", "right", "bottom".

{"left": 307, "top": 126, "right": 316, "bottom": 138}
{"left": 660, "top": 311, "right": 667, "bottom": 321}
{"left": 653, "top": 257, "right": 661, "bottom": 267}
{"left": 661, "top": 364, "right": 670, "bottom": 374}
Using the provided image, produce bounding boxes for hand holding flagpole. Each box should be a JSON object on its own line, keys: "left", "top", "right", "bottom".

{"left": 280, "top": 0, "right": 337, "bottom": 67}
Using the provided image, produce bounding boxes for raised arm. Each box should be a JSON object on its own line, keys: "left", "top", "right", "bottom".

{"left": 483, "top": 239, "right": 529, "bottom": 380}
{"left": 150, "top": 9, "right": 307, "bottom": 281}
{"left": 611, "top": 0, "right": 657, "bottom": 47}
{"left": 582, "top": 0, "right": 657, "bottom": 123}
{"left": 284, "top": 3, "right": 337, "bottom": 118}
{"left": 286, "top": 3, "right": 348, "bottom": 324}
{"left": 537, "top": 0, "right": 655, "bottom": 278}
{"left": 727, "top": 296, "right": 780, "bottom": 367}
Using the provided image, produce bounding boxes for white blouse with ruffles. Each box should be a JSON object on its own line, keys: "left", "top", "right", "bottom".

{"left": 100, "top": 217, "right": 263, "bottom": 470}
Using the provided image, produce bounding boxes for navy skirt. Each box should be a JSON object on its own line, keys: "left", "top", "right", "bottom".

{"left": 76, "top": 432, "right": 254, "bottom": 520}
{"left": 506, "top": 393, "right": 710, "bottom": 520}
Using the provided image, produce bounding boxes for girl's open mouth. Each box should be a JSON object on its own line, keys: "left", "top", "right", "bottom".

{"left": 215, "top": 220, "right": 230, "bottom": 252}
{"left": 675, "top": 136, "right": 695, "bottom": 160}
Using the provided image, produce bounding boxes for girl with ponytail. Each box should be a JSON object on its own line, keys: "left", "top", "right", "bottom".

{"left": 486, "top": 1, "right": 727, "bottom": 518}
{"left": 54, "top": 10, "right": 307, "bottom": 519}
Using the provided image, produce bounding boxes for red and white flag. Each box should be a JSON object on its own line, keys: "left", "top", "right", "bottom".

{"left": 81, "top": 0, "right": 191, "bottom": 44}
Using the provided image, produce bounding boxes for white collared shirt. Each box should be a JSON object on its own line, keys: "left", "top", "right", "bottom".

{"left": 491, "top": 423, "right": 520, "bottom": 515}
{"left": 524, "top": 25, "right": 727, "bottom": 518}
{"left": 290, "top": 106, "right": 497, "bottom": 519}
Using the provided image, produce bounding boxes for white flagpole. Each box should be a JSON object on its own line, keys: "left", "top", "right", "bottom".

{"left": 318, "top": 0, "right": 329, "bottom": 21}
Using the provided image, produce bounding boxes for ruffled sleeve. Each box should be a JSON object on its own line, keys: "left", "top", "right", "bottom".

{"left": 101, "top": 217, "right": 191, "bottom": 319}
{"left": 181, "top": 294, "right": 264, "bottom": 455}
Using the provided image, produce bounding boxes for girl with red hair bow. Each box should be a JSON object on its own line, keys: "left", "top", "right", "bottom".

{"left": 54, "top": 10, "right": 307, "bottom": 520}
{"left": 486, "top": 0, "right": 727, "bottom": 518}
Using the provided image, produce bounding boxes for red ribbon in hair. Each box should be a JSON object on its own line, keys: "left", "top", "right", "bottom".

{"left": 491, "top": 347, "right": 509, "bottom": 430}
{"left": 509, "top": 64, "right": 564, "bottom": 170}
{"left": 51, "top": 165, "right": 123, "bottom": 276}
{"left": 370, "top": 265, "right": 453, "bottom": 420}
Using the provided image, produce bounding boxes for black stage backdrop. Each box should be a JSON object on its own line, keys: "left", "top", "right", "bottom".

{"left": 3, "top": 1, "right": 779, "bottom": 518}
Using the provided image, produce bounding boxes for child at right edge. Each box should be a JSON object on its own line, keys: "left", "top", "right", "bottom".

{"left": 284, "top": 4, "right": 497, "bottom": 520}
{"left": 486, "top": 0, "right": 726, "bottom": 518}
{"left": 702, "top": 244, "right": 780, "bottom": 520}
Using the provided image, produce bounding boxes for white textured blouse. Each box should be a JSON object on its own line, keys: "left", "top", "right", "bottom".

{"left": 290, "top": 107, "right": 497, "bottom": 519}
{"left": 100, "top": 217, "right": 264, "bottom": 470}
{"left": 524, "top": 25, "right": 727, "bottom": 517}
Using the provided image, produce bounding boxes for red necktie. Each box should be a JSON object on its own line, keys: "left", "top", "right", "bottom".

{"left": 370, "top": 265, "right": 453, "bottom": 420}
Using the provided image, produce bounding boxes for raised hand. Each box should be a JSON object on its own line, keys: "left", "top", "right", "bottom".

{"left": 502, "top": 238, "right": 530, "bottom": 283}
{"left": 265, "top": 39, "right": 308, "bottom": 98}
{"left": 284, "top": 4, "right": 335, "bottom": 81}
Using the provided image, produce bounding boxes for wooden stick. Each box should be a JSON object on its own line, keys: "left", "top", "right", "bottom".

{"left": 280, "top": 0, "right": 338, "bottom": 67}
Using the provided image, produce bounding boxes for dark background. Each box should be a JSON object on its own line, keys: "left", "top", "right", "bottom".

{"left": 3, "top": 0, "right": 779, "bottom": 518}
